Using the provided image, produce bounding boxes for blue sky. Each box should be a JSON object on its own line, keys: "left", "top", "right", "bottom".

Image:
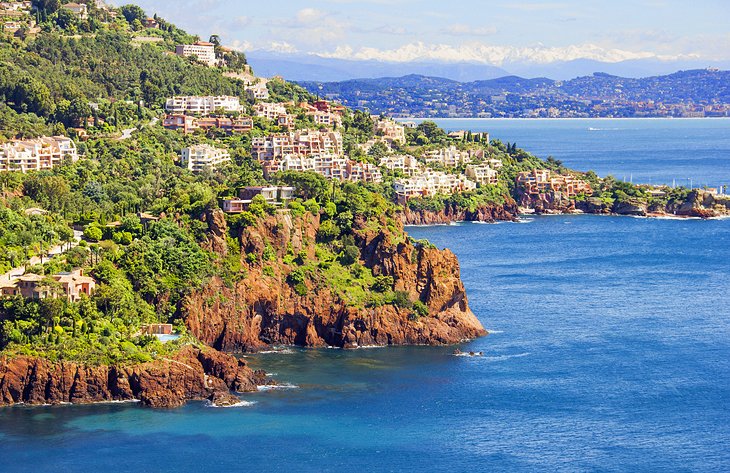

{"left": 120, "top": 0, "right": 730, "bottom": 64}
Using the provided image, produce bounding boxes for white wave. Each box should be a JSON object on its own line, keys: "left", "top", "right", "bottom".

{"left": 516, "top": 218, "right": 534, "bottom": 224}
{"left": 257, "top": 383, "right": 299, "bottom": 391}
{"left": 588, "top": 127, "right": 622, "bottom": 131}
{"left": 486, "top": 330, "right": 504, "bottom": 334}
{"left": 484, "top": 352, "right": 531, "bottom": 362}
{"left": 265, "top": 372, "right": 277, "bottom": 376}
{"left": 355, "top": 345, "right": 386, "bottom": 349}
{"left": 257, "top": 348, "right": 295, "bottom": 355}
{"left": 205, "top": 400, "right": 256, "bottom": 408}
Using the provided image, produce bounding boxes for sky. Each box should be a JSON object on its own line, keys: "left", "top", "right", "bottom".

{"left": 119, "top": 0, "right": 730, "bottom": 65}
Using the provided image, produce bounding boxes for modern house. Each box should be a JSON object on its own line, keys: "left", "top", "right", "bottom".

{"left": 180, "top": 144, "right": 231, "bottom": 172}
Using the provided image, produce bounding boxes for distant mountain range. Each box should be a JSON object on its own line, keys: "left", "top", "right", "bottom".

{"left": 296, "top": 69, "right": 730, "bottom": 118}
{"left": 247, "top": 51, "right": 730, "bottom": 82}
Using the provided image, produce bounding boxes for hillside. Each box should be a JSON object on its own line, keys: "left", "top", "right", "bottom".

{"left": 298, "top": 69, "right": 730, "bottom": 118}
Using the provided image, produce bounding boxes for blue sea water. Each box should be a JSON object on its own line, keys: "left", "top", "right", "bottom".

{"left": 415, "top": 118, "right": 730, "bottom": 189}
{"left": 1, "top": 122, "right": 730, "bottom": 472}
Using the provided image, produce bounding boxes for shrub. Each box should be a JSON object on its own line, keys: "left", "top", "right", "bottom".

{"left": 392, "top": 291, "right": 412, "bottom": 309}
{"left": 340, "top": 245, "right": 360, "bottom": 266}
{"left": 372, "top": 275, "right": 394, "bottom": 293}
{"left": 412, "top": 300, "right": 429, "bottom": 318}
{"left": 83, "top": 224, "right": 103, "bottom": 242}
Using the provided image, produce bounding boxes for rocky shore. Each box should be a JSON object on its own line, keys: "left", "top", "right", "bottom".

{"left": 400, "top": 202, "right": 519, "bottom": 225}
{"left": 0, "top": 346, "right": 267, "bottom": 408}
{"left": 518, "top": 189, "right": 730, "bottom": 218}
{"left": 184, "top": 211, "right": 486, "bottom": 353}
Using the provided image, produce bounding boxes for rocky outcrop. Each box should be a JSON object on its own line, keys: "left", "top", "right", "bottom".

{"left": 202, "top": 208, "right": 229, "bottom": 255}
{"left": 0, "top": 346, "right": 265, "bottom": 408}
{"left": 669, "top": 190, "right": 730, "bottom": 218}
{"left": 183, "top": 212, "right": 486, "bottom": 352}
{"left": 400, "top": 201, "right": 519, "bottom": 225}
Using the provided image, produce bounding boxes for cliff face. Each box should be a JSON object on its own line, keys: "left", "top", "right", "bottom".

{"left": 400, "top": 201, "right": 519, "bottom": 225}
{"left": 0, "top": 346, "right": 265, "bottom": 408}
{"left": 184, "top": 212, "right": 486, "bottom": 352}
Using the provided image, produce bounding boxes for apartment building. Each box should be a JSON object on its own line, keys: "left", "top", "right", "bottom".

{"left": 374, "top": 117, "right": 406, "bottom": 145}
{"left": 245, "top": 83, "right": 270, "bottom": 101}
{"left": 379, "top": 155, "right": 423, "bottom": 176}
{"left": 310, "top": 111, "right": 342, "bottom": 128}
{"left": 164, "top": 96, "right": 242, "bottom": 115}
{"left": 0, "top": 136, "right": 78, "bottom": 173}
{"left": 251, "top": 131, "right": 343, "bottom": 161}
{"left": 253, "top": 102, "right": 288, "bottom": 120}
{"left": 465, "top": 164, "right": 499, "bottom": 185}
{"left": 180, "top": 144, "right": 230, "bottom": 172}
{"left": 163, "top": 114, "right": 253, "bottom": 134}
{"left": 516, "top": 169, "right": 592, "bottom": 197}
{"left": 423, "top": 146, "right": 484, "bottom": 168}
{"left": 394, "top": 171, "right": 477, "bottom": 202}
{"left": 175, "top": 42, "right": 217, "bottom": 67}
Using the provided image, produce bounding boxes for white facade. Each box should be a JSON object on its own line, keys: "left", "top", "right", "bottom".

{"left": 62, "top": 2, "right": 88, "bottom": 19}
{"left": 0, "top": 136, "right": 78, "bottom": 173}
{"left": 176, "top": 42, "right": 217, "bottom": 67}
{"left": 164, "top": 96, "right": 242, "bottom": 115}
{"left": 373, "top": 118, "right": 406, "bottom": 145}
{"left": 180, "top": 145, "right": 230, "bottom": 172}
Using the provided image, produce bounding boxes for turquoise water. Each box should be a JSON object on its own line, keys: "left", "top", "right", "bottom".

{"left": 415, "top": 118, "right": 730, "bottom": 188}
{"left": 1, "top": 216, "right": 728, "bottom": 472}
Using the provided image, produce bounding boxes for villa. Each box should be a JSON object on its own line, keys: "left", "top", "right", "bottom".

{"left": 164, "top": 96, "right": 242, "bottom": 115}
{"left": 0, "top": 269, "right": 95, "bottom": 303}
{"left": 222, "top": 186, "right": 296, "bottom": 213}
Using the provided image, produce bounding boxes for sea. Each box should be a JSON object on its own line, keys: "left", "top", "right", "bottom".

{"left": 1, "top": 119, "right": 729, "bottom": 472}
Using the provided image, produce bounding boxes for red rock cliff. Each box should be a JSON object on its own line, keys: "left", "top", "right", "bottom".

{"left": 184, "top": 212, "right": 486, "bottom": 352}
{"left": 0, "top": 346, "right": 264, "bottom": 408}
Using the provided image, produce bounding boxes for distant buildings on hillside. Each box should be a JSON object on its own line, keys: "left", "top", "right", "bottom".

{"left": 175, "top": 42, "right": 217, "bottom": 67}
{"left": 516, "top": 169, "right": 592, "bottom": 198}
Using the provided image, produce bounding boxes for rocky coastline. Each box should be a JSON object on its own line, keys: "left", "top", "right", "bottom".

{"left": 0, "top": 346, "right": 267, "bottom": 408}
{"left": 400, "top": 202, "right": 519, "bottom": 225}
{"left": 184, "top": 211, "right": 486, "bottom": 353}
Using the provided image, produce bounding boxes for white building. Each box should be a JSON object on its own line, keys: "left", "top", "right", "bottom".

{"left": 180, "top": 145, "right": 230, "bottom": 172}
{"left": 251, "top": 131, "right": 343, "bottom": 161}
{"left": 0, "top": 136, "right": 78, "bottom": 173}
{"left": 394, "top": 171, "right": 476, "bottom": 201}
{"left": 245, "top": 83, "right": 270, "bottom": 101}
{"left": 62, "top": 2, "right": 88, "bottom": 19}
{"left": 175, "top": 42, "right": 217, "bottom": 67}
{"left": 379, "top": 155, "right": 423, "bottom": 176}
{"left": 423, "top": 146, "right": 478, "bottom": 168}
{"left": 465, "top": 164, "right": 499, "bottom": 185}
{"left": 253, "top": 102, "right": 288, "bottom": 120}
{"left": 311, "top": 111, "right": 342, "bottom": 128}
{"left": 164, "top": 96, "right": 242, "bottom": 115}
